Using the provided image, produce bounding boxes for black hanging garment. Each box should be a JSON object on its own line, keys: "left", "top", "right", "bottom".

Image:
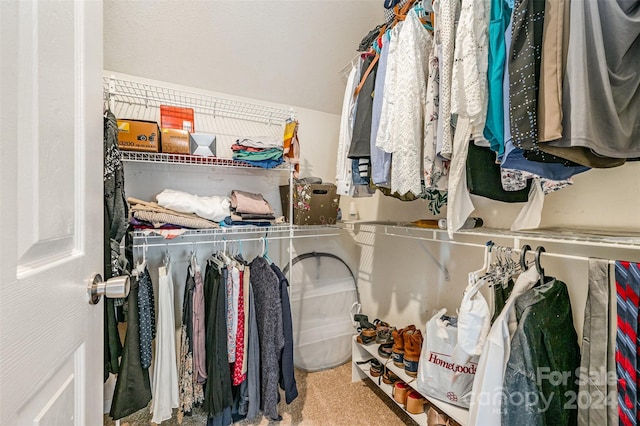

{"left": 103, "top": 110, "right": 128, "bottom": 381}
{"left": 271, "top": 263, "right": 298, "bottom": 404}
{"left": 109, "top": 273, "right": 152, "bottom": 420}
{"left": 203, "top": 263, "right": 233, "bottom": 418}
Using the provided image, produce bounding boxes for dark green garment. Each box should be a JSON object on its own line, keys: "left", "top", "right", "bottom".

{"left": 109, "top": 279, "right": 152, "bottom": 420}
{"left": 502, "top": 278, "right": 580, "bottom": 426}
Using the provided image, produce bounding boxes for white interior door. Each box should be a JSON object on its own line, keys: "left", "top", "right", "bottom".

{"left": 0, "top": 1, "right": 104, "bottom": 425}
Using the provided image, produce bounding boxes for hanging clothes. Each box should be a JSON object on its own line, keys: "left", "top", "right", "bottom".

{"left": 272, "top": 263, "right": 298, "bottom": 404}
{"left": 375, "top": 23, "right": 402, "bottom": 163}
{"left": 192, "top": 266, "right": 207, "bottom": 389}
{"left": 178, "top": 267, "right": 202, "bottom": 419}
{"left": 237, "top": 277, "right": 261, "bottom": 421}
{"left": 508, "top": 0, "right": 545, "bottom": 150}
{"left": 336, "top": 63, "right": 359, "bottom": 196}
{"left": 423, "top": 33, "right": 449, "bottom": 190}
{"left": 109, "top": 272, "right": 152, "bottom": 420}
{"left": 579, "top": 259, "right": 617, "bottom": 426}
{"left": 468, "top": 266, "right": 539, "bottom": 426}
{"left": 250, "top": 256, "right": 285, "bottom": 421}
{"left": 231, "top": 265, "right": 246, "bottom": 386}
{"left": 203, "top": 262, "right": 233, "bottom": 418}
{"left": 483, "top": 0, "right": 512, "bottom": 156}
{"left": 150, "top": 264, "right": 179, "bottom": 424}
{"left": 536, "top": 0, "right": 567, "bottom": 143}
{"left": 103, "top": 110, "right": 128, "bottom": 381}
{"left": 348, "top": 55, "right": 377, "bottom": 159}
{"left": 370, "top": 33, "right": 392, "bottom": 187}
{"left": 136, "top": 263, "right": 156, "bottom": 370}
{"left": 615, "top": 261, "right": 640, "bottom": 426}
{"left": 501, "top": 278, "right": 580, "bottom": 426}
{"left": 540, "top": 0, "right": 640, "bottom": 166}
{"left": 435, "top": 0, "right": 460, "bottom": 160}
{"left": 383, "top": 9, "right": 433, "bottom": 196}
{"left": 450, "top": 0, "right": 490, "bottom": 138}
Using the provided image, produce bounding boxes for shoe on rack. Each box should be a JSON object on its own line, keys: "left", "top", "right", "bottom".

{"left": 392, "top": 381, "right": 409, "bottom": 405}
{"left": 427, "top": 406, "right": 452, "bottom": 426}
{"left": 406, "top": 391, "right": 426, "bottom": 414}
{"left": 376, "top": 327, "right": 395, "bottom": 344}
{"left": 403, "top": 328, "right": 423, "bottom": 377}
{"left": 382, "top": 366, "right": 400, "bottom": 385}
{"left": 353, "top": 314, "right": 376, "bottom": 330}
{"left": 356, "top": 327, "right": 377, "bottom": 345}
{"left": 392, "top": 325, "right": 415, "bottom": 368}
{"left": 356, "top": 358, "right": 383, "bottom": 377}
{"left": 378, "top": 342, "right": 393, "bottom": 359}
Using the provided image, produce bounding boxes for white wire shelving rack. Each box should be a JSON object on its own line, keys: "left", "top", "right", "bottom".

{"left": 120, "top": 151, "right": 290, "bottom": 170}
{"left": 341, "top": 221, "right": 640, "bottom": 261}
{"left": 131, "top": 225, "right": 340, "bottom": 249}
{"left": 104, "top": 76, "right": 293, "bottom": 125}
{"left": 104, "top": 74, "right": 338, "bottom": 272}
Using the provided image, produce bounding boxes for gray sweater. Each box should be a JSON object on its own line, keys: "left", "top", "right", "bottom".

{"left": 250, "top": 256, "right": 285, "bottom": 421}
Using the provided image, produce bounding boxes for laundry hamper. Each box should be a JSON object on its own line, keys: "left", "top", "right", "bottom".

{"left": 283, "top": 252, "right": 359, "bottom": 372}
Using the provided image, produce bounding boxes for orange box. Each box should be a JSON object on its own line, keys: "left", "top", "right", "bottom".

{"left": 160, "top": 105, "right": 195, "bottom": 132}
{"left": 116, "top": 119, "right": 159, "bottom": 152}
{"left": 160, "top": 128, "right": 190, "bottom": 154}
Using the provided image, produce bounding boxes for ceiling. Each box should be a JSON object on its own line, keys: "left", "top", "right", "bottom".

{"left": 104, "top": 1, "right": 384, "bottom": 115}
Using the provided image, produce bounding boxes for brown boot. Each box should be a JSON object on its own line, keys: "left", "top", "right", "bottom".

{"left": 392, "top": 325, "right": 415, "bottom": 368}
{"left": 403, "top": 328, "right": 423, "bottom": 377}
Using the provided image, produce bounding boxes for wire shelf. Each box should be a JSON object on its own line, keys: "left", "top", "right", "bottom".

{"left": 340, "top": 221, "right": 640, "bottom": 250}
{"left": 104, "top": 76, "right": 294, "bottom": 125}
{"left": 132, "top": 224, "right": 339, "bottom": 243}
{"left": 120, "top": 151, "right": 290, "bottom": 170}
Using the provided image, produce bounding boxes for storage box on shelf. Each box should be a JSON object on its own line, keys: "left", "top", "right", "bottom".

{"left": 279, "top": 183, "right": 340, "bottom": 226}
{"left": 352, "top": 336, "right": 468, "bottom": 426}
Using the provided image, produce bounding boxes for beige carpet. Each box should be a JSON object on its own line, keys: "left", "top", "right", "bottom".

{"left": 103, "top": 361, "right": 416, "bottom": 426}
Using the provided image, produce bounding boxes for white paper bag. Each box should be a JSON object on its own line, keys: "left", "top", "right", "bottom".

{"left": 416, "top": 309, "right": 478, "bottom": 408}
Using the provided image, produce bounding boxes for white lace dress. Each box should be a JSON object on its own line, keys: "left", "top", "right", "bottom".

{"left": 450, "top": 0, "right": 490, "bottom": 138}
{"left": 386, "top": 10, "right": 433, "bottom": 196}
{"left": 436, "top": 0, "right": 461, "bottom": 160}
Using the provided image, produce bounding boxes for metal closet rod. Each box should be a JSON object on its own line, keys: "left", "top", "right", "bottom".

{"left": 131, "top": 232, "right": 339, "bottom": 249}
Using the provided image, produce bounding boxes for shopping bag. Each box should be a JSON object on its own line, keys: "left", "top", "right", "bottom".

{"left": 416, "top": 309, "right": 478, "bottom": 408}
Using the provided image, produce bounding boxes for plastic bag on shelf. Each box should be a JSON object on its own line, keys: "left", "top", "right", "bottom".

{"left": 416, "top": 309, "right": 478, "bottom": 408}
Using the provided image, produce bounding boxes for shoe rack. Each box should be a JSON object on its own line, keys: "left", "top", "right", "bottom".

{"left": 352, "top": 336, "right": 467, "bottom": 426}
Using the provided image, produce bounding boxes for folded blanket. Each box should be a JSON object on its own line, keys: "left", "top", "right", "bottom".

{"left": 232, "top": 148, "right": 283, "bottom": 161}
{"left": 128, "top": 197, "right": 219, "bottom": 229}
{"left": 230, "top": 191, "right": 274, "bottom": 215}
{"left": 155, "top": 189, "right": 230, "bottom": 222}
{"left": 236, "top": 136, "right": 283, "bottom": 149}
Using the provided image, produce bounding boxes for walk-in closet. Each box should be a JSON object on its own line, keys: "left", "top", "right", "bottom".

{"left": 1, "top": 1, "right": 639, "bottom": 425}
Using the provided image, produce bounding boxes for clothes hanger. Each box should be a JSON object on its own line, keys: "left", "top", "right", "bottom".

{"left": 262, "top": 236, "right": 273, "bottom": 265}
{"left": 534, "top": 246, "right": 546, "bottom": 286}
{"left": 520, "top": 244, "right": 532, "bottom": 271}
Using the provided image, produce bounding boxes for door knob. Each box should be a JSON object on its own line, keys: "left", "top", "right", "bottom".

{"left": 88, "top": 273, "right": 130, "bottom": 305}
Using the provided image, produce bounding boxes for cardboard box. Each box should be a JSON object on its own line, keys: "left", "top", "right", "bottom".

{"left": 161, "top": 128, "right": 190, "bottom": 154}
{"left": 279, "top": 183, "right": 340, "bottom": 225}
{"left": 116, "top": 119, "right": 159, "bottom": 152}
{"left": 190, "top": 132, "right": 216, "bottom": 157}
{"left": 160, "top": 105, "right": 195, "bottom": 132}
